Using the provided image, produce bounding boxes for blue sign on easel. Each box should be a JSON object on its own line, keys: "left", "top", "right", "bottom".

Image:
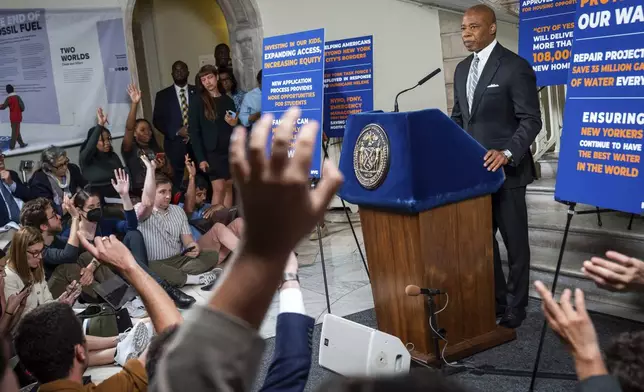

{"left": 518, "top": 0, "right": 577, "bottom": 86}
{"left": 262, "top": 28, "right": 325, "bottom": 178}
{"left": 323, "top": 35, "right": 374, "bottom": 138}
{"left": 555, "top": 0, "right": 644, "bottom": 214}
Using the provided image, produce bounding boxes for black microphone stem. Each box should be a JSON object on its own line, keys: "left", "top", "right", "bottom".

{"left": 394, "top": 84, "right": 419, "bottom": 113}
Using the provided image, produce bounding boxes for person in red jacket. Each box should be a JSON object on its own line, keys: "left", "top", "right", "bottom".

{"left": 0, "top": 85, "right": 27, "bottom": 150}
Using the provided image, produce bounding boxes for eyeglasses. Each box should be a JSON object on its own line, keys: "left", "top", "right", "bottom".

{"left": 27, "top": 249, "right": 44, "bottom": 258}
{"left": 47, "top": 212, "right": 59, "bottom": 221}
{"left": 52, "top": 158, "right": 69, "bottom": 169}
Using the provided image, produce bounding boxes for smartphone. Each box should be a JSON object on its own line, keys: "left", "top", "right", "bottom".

{"left": 19, "top": 282, "right": 33, "bottom": 294}
{"left": 226, "top": 110, "right": 237, "bottom": 119}
{"left": 181, "top": 246, "right": 196, "bottom": 256}
{"left": 156, "top": 152, "right": 166, "bottom": 161}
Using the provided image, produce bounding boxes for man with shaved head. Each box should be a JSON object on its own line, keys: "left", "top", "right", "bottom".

{"left": 451, "top": 5, "right": 542, "bottom": 328}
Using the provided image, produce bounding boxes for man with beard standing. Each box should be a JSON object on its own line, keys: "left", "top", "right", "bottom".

{"left": 153, "top": 61, "right": 197, "bottom": 189}
{"left": 451, "top": 5, "right": 542, "bottom": 328}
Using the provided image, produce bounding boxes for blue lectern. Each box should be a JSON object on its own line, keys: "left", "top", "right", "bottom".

{"left": 339, "top": 109, "right": 516, "bottom": 363}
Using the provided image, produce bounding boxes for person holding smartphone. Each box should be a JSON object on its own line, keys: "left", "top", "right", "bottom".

{"left": 189, "top": 65, "right": 238, "bottom": 208}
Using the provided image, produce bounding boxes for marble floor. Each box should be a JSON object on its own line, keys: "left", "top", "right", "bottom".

{"left": 85, "top": 217, "right": 374, "bottom": 383}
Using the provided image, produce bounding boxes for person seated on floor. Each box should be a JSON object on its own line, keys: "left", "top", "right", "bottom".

{"left": 19, "top": 197, "right": 117, "bottom": 301}
{"left": 71, "top": 168, "right": 196, "bottom": 309}
{"left": 605, "top": 330, "right": 644, "bottom": 392}
{"left": 3, "top": 227, "right": 83, "bottom": 333}
{"left": 0, "top": 252, "right": 30, "bottom": 335}
{"left": 79, "top": 108, "right": 123, "bottom": 199}
{"left": 12, "top": 231, "right": 184, "bottom": 392}
{"left": 29, "top": 145, "right": 87, "bottom": 216}
{"left": 135, "top": 171, "right": 220, "bottom": 289}
{"left": 0, "top": 153, "right": 31, "bottom": 250}
{"left": 534, "top": 281, "right": 623, "bottom": 392}
{"left": 122, "top": 84, "right": 173, "bottom": 196}
{"left": 181, "top": 155, "right": 242, "bottom": 261}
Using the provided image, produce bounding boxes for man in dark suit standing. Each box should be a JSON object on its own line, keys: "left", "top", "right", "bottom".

{"left": 153, "top": 61, "right": 197, "bottom": 188}
{"left": 451, "top": 5, "right": 542, "bottom": 328}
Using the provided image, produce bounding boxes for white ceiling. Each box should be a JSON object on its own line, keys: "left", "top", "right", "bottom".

{"left": 409, "top": 0, "right": 519, "bottom": 23}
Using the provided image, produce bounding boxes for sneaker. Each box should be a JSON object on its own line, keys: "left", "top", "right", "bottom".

{"left": 199, "top": 268, "right": 223, "bottom": 286}
{"left": 114, "top": 320, "right": 153, "bottom": 366}
{"left": 309, "top": 224, "right": 329, "bottom": 241}
{"left": 123, "top": 298, "right": 148, "bottom": 318}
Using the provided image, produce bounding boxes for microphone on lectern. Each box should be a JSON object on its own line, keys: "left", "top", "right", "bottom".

{"left": 405, "top": 284, "right": 442, "bottom": 296}
{"left": 393, "top": 68, "right": 442, "bottom": 113}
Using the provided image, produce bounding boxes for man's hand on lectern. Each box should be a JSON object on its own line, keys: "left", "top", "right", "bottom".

{"left": 483, "top": 149, "right": 508, "bottom": 172}
{"left": 582, "top": 251, "right": 644, "bottom": 293}
{"left": 534, "top": 281, "right": 607, "bottom": 381}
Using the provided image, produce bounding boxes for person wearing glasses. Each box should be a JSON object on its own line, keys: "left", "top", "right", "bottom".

{"left": 218, "top": 68, "right": 245, "bottom": 112}
{"left": 29, "top": 146, "right": 87, "bottom": 216}
{"left": 79, "top": 107, "right": 124, "bottom": 198}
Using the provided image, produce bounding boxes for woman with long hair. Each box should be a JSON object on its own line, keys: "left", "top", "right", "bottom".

{"left": 2, "top": 227, "right": 144, "bottom": 365}
{"left": 217, "top": 67, "right": 245, "bottom": 112}
{"left": 79, "top": 108, "right": 123, "bottom": 198}
{"left": 122, "top": 84, "right": 173, "bottom": 196}
{"left": 189, "top": 65, "right": 238, "bottom": 207}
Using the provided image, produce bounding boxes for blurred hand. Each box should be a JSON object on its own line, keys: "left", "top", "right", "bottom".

{"left": 127, "top": 84, "right": 142, "bottom": 104}
{"left": 62, "top": 194, "right": 71, "bottom": 215}
{"left": 58, "top": 281, "right": 82, "bottom": 305}
{"left": 79, "top": 263, "right": 96, "bottom": 287}
{"left": 140, "top": 155, "right": 157, "bottom": 171}
{"left": 0, "top": 170, "right": 13, "bottom": 185}
{"left": 97, "top": 107, "right": 109, "bottom": 127}
{"left": 185, "top": 243, "right": 200, "bottom": 258}
{"left": 199, "top": 161, "right": 210, "bottom": 173}
{"left": 185, "top": 155, "right": 197, "bottom": 177}
{"left": 582, "top": 251, "right": 644, "bottom": 293}
{"left": 78, "top": 234, "right": 138, "bottom": 272}
{"left": 177, "top": 127, "right": 189, "bottom": 138}
{"left": 64, "top": 196, "right": 80, "bottom": 220}
{"left": 534, "top": 281, "right": 600, "bottom": 360}
{"left": 229, "top": 107, "right": 343, "bottom": 261}
{"left": 225, "top": 113, "right": 238, "bottom": 127}
{"left": 5, "top": 287, "right": 31, "bottom": 314}
{"left": 202, "top": 205, "right": 220, "bottom": 220}
{"left": 111, "top": 168, "right": 130, "bottom": 196}
{"left": 483, "top": 149, "right": 508, "bottom": 172}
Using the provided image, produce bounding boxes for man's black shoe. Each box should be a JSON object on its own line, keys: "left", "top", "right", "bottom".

{"left": 499, "top": 308, "right": 526, "bottom": 329}
{"left": 161, "top": 281, "right": 196, "bottom": 309}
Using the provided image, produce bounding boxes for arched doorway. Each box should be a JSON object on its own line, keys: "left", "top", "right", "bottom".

{"left": 124, "top": 0, "right": 263, "bottom": 117}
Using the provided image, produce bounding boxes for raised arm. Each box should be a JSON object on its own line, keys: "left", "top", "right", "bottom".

{"left": 111, "top": 169, "right": 139, "bottom": 232}
{"left": 153, "top": 108, "right": 343, "bottom": 392}
{"left": 123, "top": 84, "right": 142, "bottom": 153}
{"left": 136, "top": 156, "right": 157, "bottom": 221}
{"left": 183, "top": 155, "right": 197, "bottom": 216}
{"left": 80, "top": 108, "right": 108, "bottom": 166}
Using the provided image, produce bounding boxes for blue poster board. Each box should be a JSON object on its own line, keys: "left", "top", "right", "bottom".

{"left": 262, "top": 28, "right": 325, "bottom": 178}
{"left": 555, "top": 0, "right": 644, "bottom": 214}
{"left": 518, "top": 0, "right": 577, "bottom": 86}
{"left": 323, "top": 35, "right": 374, "bottom": 138}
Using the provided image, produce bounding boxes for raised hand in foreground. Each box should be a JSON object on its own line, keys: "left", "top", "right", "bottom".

{"left": 582, "top": 251, "right": 644, "bottom": 293}
{"left": 534, "top": 281, "right": 607, "bottom": 381}
{"left": 209, "top": 107, "right": 343, "bottom": 329}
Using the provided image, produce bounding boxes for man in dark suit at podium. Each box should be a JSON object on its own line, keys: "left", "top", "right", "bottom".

{"left": 451, "top": 5, "right": 542, "bottom": 328}
{"left": 153, "top": 61, "right": 197, "bottom": 188}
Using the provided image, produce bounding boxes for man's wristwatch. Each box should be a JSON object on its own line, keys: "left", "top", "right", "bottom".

{"left": 279, "top": 273, "right": 299, "bottom": 289}
{"left": 502, "top": 149, "right": 513, "bottom": 162}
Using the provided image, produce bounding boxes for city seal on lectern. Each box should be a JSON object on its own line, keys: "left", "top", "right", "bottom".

{"left": 353, "top": 123, "right": 390, "bottom": 190}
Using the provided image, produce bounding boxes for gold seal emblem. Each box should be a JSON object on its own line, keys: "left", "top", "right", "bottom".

{"left": 353, "top": 123, "right": 390, "bottom": 190}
